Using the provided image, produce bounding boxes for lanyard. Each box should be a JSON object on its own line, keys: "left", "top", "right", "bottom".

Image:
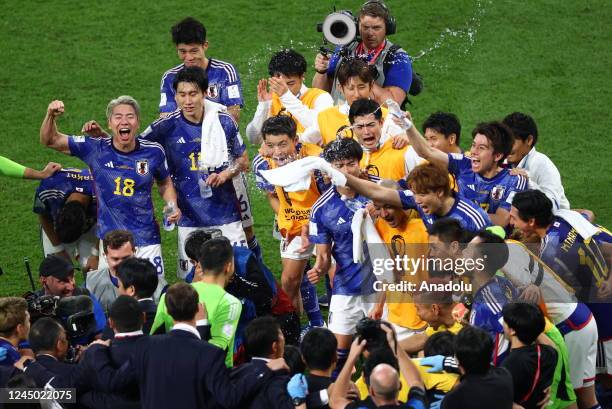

{"left": 520, "top": 344, "right": 542, "bottom": 403}
{"left": 355, "top": 40, "right": 387, "bottom": 65}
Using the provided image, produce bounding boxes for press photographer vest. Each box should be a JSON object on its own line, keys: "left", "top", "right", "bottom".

{"left": 330, "top": 40, "right": 404, "bottom": 103}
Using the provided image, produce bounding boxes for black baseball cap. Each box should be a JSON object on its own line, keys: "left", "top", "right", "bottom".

{"left": 39, "top": 255, "right": 74, "bottom": 280}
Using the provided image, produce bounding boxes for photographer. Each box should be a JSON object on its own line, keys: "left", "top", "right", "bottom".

{"left": 312, "top": 1, "right": 412, "bottom": 106}
{"left": 37, "top": 255, "right": 106, "bottom": 342}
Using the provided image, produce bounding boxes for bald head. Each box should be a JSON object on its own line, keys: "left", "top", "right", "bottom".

{"left": 369, "top": 363, "right": 400, "bottom": 403}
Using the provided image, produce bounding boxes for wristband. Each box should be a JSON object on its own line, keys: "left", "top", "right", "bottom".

{"left": 196, "top": 319, "right": 210, "bottom": 326}
{"left": 47, "top": 243, "right": 65, "bottom": 254}
{"left": 315, "top": 68, "right": 328, "bottom": 75}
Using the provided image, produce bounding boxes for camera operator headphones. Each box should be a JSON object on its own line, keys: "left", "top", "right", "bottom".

{"left": 360, "top": 0, "right": 396, "bottom": 35}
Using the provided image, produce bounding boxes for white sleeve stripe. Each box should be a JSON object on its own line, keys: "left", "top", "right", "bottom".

{"left": 457, "top": 201, "right": 487, "bottom": 229}
{"left": 310, "top": 189, "right": 335, "bottom": 217}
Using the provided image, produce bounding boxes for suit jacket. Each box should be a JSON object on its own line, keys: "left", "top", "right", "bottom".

{"left": 79, "top": 334, "right": 144, "bottom": 409}
{"left": 230, "top": 359, "right": 294, "bottom": 409}
{"left": 91, "top": 329, "right": 273, "bottom": 409}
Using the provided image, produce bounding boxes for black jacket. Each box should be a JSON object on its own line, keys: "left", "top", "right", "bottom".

{"left": 230, "top": 358, "right": 294, "bottom": 409}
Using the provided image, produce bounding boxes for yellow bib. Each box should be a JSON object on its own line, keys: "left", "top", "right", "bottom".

{"left": 265, "top": 143, "right": 323, "bottom": 237}
{"left": 317, "top": 106, "right": 390, "bottom": 146}
{"left": 361, "top": 138, "right": 408, "bottom": 181}
{"left": 375, "top": 216, "right": 429, "bottom": 330}
{"left": 270, "top": 88, "right": 327, "bottom": 134}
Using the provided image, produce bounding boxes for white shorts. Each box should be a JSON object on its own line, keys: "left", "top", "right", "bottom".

{"left": 232, "top": 173, "right": 254, "bottom": 229}
{"left": 280, "top": 235, "right": 314, "bottom": 261}
{"left": 390, "top": 322, "right": 426, "bottom": 342}
{"left": 564, "top": 316, "right": 598, "bottom": 388}
{"left": 41, "top": 226, "right": 97, "bottom": 270}
{"left": 97, "top": 242, "right": 165, "bottom": 277}
{"left": 176, "top": 222, "right": 247, "bottom": 279}
{"left": 328, "top": 294, "right": 378, "bottom": 335}
{"left": 596, "top": 338, "right": 612, "bottom": 376}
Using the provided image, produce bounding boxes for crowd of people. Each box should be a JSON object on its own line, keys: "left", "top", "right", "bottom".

{"left": 0, "top": 2, "right": 610, "bottom": 409}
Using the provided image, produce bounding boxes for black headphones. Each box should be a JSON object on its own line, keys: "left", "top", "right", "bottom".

{"left": 360, "top": 0, "right": 396, "bottom": 35}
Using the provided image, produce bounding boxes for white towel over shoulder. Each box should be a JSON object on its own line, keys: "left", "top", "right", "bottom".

{"left": 199, "top": 100, "right": 229, "bottom": 169}
{"left": 554, "top": 209, "right": 599, "bottom": 240}
{"left": 351, "top": 208, "right": 393, "bottom": 282}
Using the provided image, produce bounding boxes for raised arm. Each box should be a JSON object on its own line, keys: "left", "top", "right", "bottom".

{"left": 312, "top": 53, "right": 333, "bottom": 92}
{"left": 397, "top": 114, "right": 449, "bottom": 169}
{"left": 40, "top": 100, "right": 71, "bottom": 154}
{"left": 343, "top": 173, "right": 403, "bottom": 208}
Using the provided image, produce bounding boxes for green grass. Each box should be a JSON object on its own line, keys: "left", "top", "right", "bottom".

{"left": 0, "top": 0, "right": 610, "bottom": 296}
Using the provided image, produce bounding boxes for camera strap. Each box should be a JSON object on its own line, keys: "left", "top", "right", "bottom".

{"left": 520, "top": 344, "right": 542, "bottom": 403}
{"left": 355, "top": 40, "right": 387, "bottom": 64}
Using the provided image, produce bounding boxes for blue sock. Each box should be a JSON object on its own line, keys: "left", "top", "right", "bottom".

{"left": 301, "top": 272, "right": 324, "bottom": 327}
{"left": 332, "top": 348, "right": 349, "bottom": 380}
{"left": 247, "top": 235, "right": 262, "bottom": 261}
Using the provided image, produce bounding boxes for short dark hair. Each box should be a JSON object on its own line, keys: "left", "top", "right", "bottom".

{"left": 261, "top": 115, "right": 297, "bottom": 140}
{"left": 284, "top": 345, "right": 306, "bottom": 375}
{"left": 116, "top": 258, "right": 158, "bottom": 299}
{"left": 165, "top": 282, "right": 199, "bottom": 322}
{"left": 422, "top": 112, "right": 461, "bottom": 146}
{"left": 245, "top": 316, "right": 281, "bottom": 358}
{"left": 171, "top": 17, "right": 206, "bottom": 45}
{"left": 197, "top": 237, "right": 233, "bottom": 276}
{"left": 503, "top": 112, "right": 538, "bottom": 147}
{"left": 28, "top": 317, "right": 64, "bottom": 354}
{"left": 184, "top": 229, "right": 216, "bottom": 261}
{"left": 363, "top": 346, "right": 398, "bottom": 386}
{"left": 502, "top": 302, "right": 545, "bottom": 345}
{"left": 455, "top": 326, "right": 492, "bottom": 375}
{"left": 424, "top": 331, "right": 456, "bottom": 357}
{"left": 511, "top": 190, "right": 554, "bottom": 228}
{"left": 268, "top": 49, "right": 307, "bottom": 77}
{"left": 103, "top": 230, "right": 134, "bottom": 253}
{"left": 55, "top": 201, "right": 87, "bottom": 244}
{"left": 429, "top": 218, "right": 465, "bottom": 243}
{"left": 173, "top": 66, "right": 209, "bottom": 93}
{"left": 301, "top": 327, "right": 337, "bottom": 371}
{"left": 322, "top": 137, "right": 363, "bottom": 163}
{"left": 472, "top": 230, "right": 509, "bottom": 277}
{"left": 471, "top": 121, "right": 514, "bottom": 166}
{"left": 337, "top": 58, "right": 376, "bottom": 86}
{"left": 109, "top": 295, "right": 143, "bottom": 333}
{"left": 349, "top": 98, "right": 382, "bottom": 123}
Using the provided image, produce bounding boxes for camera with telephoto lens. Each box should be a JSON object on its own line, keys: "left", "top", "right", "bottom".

{"left": 355, "top": 317, "right": 389, "bottom": 351}
{"left": 23, "top": 291, "right": 58, "bottom": 319}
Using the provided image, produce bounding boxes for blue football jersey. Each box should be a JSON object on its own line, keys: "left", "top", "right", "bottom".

{"left": 68, "top": 136, "right": 170, "bottom": 246}
{"left": 159, "top": 60, "right": 243, "bottom": 113}
{"left": 470, "top": 275, "right": 517, "bottom": 365}
{"left": 447, "top": 153, "right": 528, "bottom": 214}
{"left": 540, "top": 216, "right": 610, "bottom": 302}
{"left": 141, "top": 110, "right": 246, "bottom": 227}
{"left": 398, "top": 190, "right": 491, "bottom": 233}
{"left": 309, "top": 188, "right": 377, "bottom": 296}
{"left": 33, "top": 168, "right": 96, "bottom": 222}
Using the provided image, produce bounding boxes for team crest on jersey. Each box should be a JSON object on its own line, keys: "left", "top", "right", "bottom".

{"left": 135, "top": 160, "right": 149, "bottom": 176}
{"left": 207, "top": 84, "right": 219, "bottom": 99}
{"left": 365, "top": 164, "right": 380, "bottom": 177}
{"left": 390, "top": 234, "right": 406, "bottom": 258}
{"left": 491, "top": 185, "right": 506, "bottom": 201}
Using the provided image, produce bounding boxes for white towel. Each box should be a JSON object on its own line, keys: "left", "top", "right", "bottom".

{"left": 199, "top": 100, "right": 229, "bottom": 169}
{"left": 350, "top": 208, "right": 394, "bottom": 282}
{"left": 260, "top": 156, "right": 347, "bottom": 191}
{"left": 554, "top": 209, "right": 599, "bottom": 240}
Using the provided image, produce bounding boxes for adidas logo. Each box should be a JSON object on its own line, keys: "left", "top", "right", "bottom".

{"left": 177, "top": 137, "right": 186, "bottom": 144}
{"left": 337, "top": 217, "right": 346, "bottom": 225}
{"left": 104, "top": 161, "right": 114, "bottom": 168}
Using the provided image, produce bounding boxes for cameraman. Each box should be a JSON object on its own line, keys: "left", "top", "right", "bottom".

{"left": 37, "top": 255, "right": 106, "bottom": 341}
{"left": 312, "top": 1, "right": 412, "bottom": 106}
